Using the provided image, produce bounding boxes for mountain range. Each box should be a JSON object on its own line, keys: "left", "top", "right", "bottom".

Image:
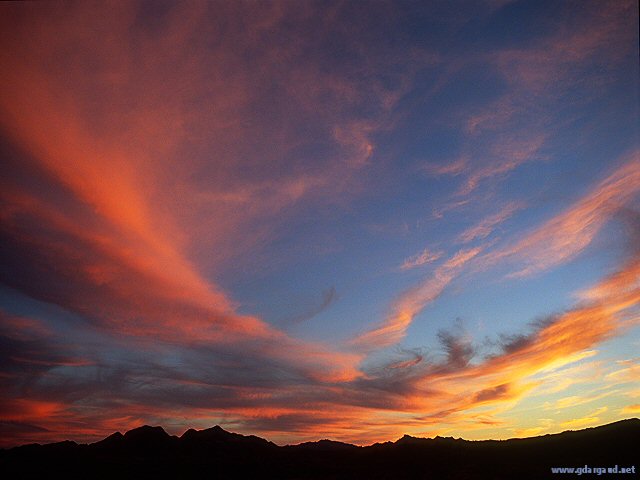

{"left": 1, "top": 418, "right": 638, "bottom": 479}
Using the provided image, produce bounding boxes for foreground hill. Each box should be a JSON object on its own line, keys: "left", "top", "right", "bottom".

{"left": 1, "top": 419, "right": 638, "bottom": 479}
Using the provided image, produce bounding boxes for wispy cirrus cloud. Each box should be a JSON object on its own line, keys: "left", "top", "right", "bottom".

{"left": 488, "top": 153, "right": 640, "bottom": 277}
{"left": 354, "top": 246, "right": 482, "bottom": 349}
{"left": 456, "top": 135, "right": 547, "bottom": 196}
{"left": 494, "top": 1, "right": 636, "bottom": 94}
{"left": 449, "top": 0, "right": 637, "bottom": 201}
{"left": 400, "top": 248, "right": 444, "bottom": 270}
{"left": 0, "top": 0, "right": 441, "bottom": 348}
{"left": 457, "top": 202, "right": 523, "bottom": 244}
{"left": 422, "top": 156, "right": 468, "bottom": 177}
{"left": 351, "top": 147, "right": 637, "bottom": 353}
{"left": 604, "top": 359, "right": 640, "bottom": 385}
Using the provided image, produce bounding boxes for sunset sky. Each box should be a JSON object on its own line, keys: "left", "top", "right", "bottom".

{"left": 0, "top": 0, "right": 639, "bottom": 448}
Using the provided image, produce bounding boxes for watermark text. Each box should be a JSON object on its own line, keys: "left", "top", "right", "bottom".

{"left": 551, "top": 465, "right": 636, "bottom": 475}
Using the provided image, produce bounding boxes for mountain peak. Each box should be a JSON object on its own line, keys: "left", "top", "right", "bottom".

{"left": 124, "top": 425, "right": 169, "bottom": 439}
{"left": 92, "top": 431, "right": 123, "bottom": 448}
{"left": 395, "top": 434, "right": 421, "bottom": 444}
{"left": 121, "top": 425, "right": 177, "bottom": 449}
{"left": 182, "top": 425, "right": 230, "bottom": 439}
{"left": 207, "top": 425, "right": 227, "bottom": 434}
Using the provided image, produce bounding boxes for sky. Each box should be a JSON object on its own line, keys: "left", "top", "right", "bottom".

{"left": 0, "top": 0, "right": 638, "bottom": 448}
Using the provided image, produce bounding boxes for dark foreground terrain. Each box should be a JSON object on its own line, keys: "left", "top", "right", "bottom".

{"left": 1, "top": 418, "right": 638, "bottom": 479}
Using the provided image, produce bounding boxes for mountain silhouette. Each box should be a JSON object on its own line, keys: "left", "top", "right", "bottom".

{"left": 1, "top": 418, "right": 638, "bottom": 479}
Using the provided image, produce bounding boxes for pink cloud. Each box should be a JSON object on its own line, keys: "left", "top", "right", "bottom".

{"left": 422, "top": 156, "right": 468, "bottom": 177}
{"left": 457, "top": 135, "right": 547, "bottom": 196}
{"left": 494, "top": 152, "right": 640, "bottom": 277}
{"left": 400, "top": 248, "right": 444, "bottom": 270}
{"left": 354, "top": 247, "right": 482, "bottom": 349}
{"left": 457, "top": 201, "right": 524, "bottom": 244}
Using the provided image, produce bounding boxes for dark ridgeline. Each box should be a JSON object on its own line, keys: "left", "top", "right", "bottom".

{"left": 0, "top": 419, "right": 638, "bottom": 479}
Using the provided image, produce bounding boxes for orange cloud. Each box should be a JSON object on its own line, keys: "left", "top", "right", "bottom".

{"left": 256, "top": 155, "right": 639, "bottom": 443}
{"left": 400, "top": 248, "right": 443, "bottom": 270}
{"left": 457, "top": 202, "right": 523, "bottom": 244}
{"left": 0, "top": 2, "right": 384, "bottom": 386}
{"left": 354, "top": 247, "right": 482, "bottom": 349}
{"left": 621, "top": 404, "right": 640, "bottom": 414}
{"left": 530, "top": 357, "right": 602, "bottom": 395}
{"left": 336, "top": 247, "right": 639, "bottom": 440}
{"left": 559, "top": 416, "right": 600, "bottom": 430}
{"left": 428, "top": 251, "right": 636, "bottom": 413}
{"left": 483, "top": 153, "right": 640, "bottom": 277}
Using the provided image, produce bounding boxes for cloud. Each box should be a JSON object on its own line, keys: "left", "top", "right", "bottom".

{"left": 559, "top": 416, "right": 600, "bottom": 430}
{"left": 0, "top": 0, "right": 425, "bottom": 395}
{"left": 529, "top": 357, "right": 602, "bottom": 395}
{"left": 349, "top": 245, "right": 640, "bottom": 431}
{"left": 442, "top": 247, "right": 483, "bottom": 270}
{"left": 0, "top": 310, "right": 363, "bottom": 445}
{"left": 457, "top": 135, "right": 547, "bottom": 196}
{"left": 0, "top": 1, "right": 445, "bottom": 446}
{"left": 283, "top": 287, "right": 338, "bottom": 325}
{"left": 422, "top": 156, "right": 468, "bottom": 177}
{"left": 0, "top": 310, "right": 92, "bottom": 376}
{"left": 553, "top": 392, "right": 616, "bottom": 411}
{"left": 491, "top": 153, "right": 640, "bottom": 277}
{"left": 432, "top": 199, "right": 471, "bottom": 220}
{"left": 1, "top": 238, "right": 636, "bottom": 446}
{"left": 437, "top": 326, "right": 475, "bottom": 370}
{"left": 5, "top": 154, "right": 627, "bottom": 447}
{"left": 472, "top": 384, "right": 511, "bottom": 403}
{"left": 461, "top": 250, "right": 638, "bottom": 410}
{"left": 0, "top": 0, "right": 433, "bottom": 272}
{"left": 621, "top": 404, "right": 640, "bottom": 414}
{"left": 494, "top": 0, "right": 637, "bottom": 94}
{"left": 465, "top": 97, "right": 517, "bottom": 135}
{"left": 457, "top": 202, "right": 523, "bottom": 244}
{"left": 603, "top": 359, "right": 640, "bottom": 385}
{"left": 449, "top": 0, "right": 636, "bottom": 201}
{"left": 387, "top": 351, "right": 424, "bottom": 370}
{"left": 353, "top": 247, "right": 482, "bottom": 349}
{"left": 400, "top": 248, "right": 443, "bottom": 270}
